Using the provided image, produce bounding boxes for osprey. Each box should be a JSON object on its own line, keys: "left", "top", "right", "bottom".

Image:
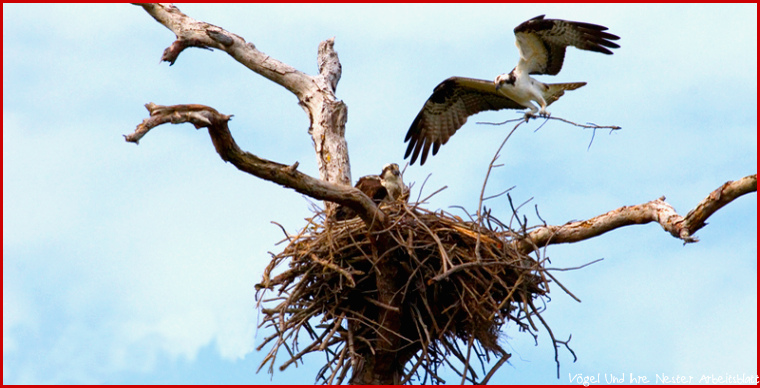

{"left": 333, "top": 163, "right": 405, "bottom": 220}
{"left": 404, "top": 15, "right": 620, "bottom": 165}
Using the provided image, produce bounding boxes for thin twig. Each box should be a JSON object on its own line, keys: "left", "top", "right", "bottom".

{"left": 461, "top": 335, "right": 475, "bottom": 385}
{"left": 479, "top": 353, "right": 510, "bottom": 385}
{"left": 527, "top": 298, "right": 574, "bottom": 379}
{"left": 546, "top": 258, "right": 604, "bottom": 272}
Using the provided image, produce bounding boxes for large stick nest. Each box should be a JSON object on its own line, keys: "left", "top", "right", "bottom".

{"left": 255, "top": 200, "right": 561, "bottom": 384}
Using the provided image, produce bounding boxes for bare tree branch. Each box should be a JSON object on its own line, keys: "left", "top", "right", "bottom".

{"left": 129, "top": 7, "right": 404, "bottom": 383}
{"left": 680, "top": 174, "right": 757, "bottom": 235}
{"left": 513, "top": 174, "right": 757, "bottom": 254}
{"left": 134, "top": 3, "right": 351, "bottom": 191}
{"left": 126, "top": 5, "right": 756, "bottom": 385}
{"left": 125, "top": 103, "right": 386, "bottom": 228}
{"left": 136, "top": 3, "right": 309, "bottom": 94}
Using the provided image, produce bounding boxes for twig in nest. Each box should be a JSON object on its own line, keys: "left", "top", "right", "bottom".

{"left": 527, "top": 298, "right": 575, "bottom": 379}
{"left": 415, "top": 173, "right": 434, "bottom": 204}
{"left": 479, "top": 353, "right": 510, "bottom": 384}
{"left": 461, "top": 335, "right": 475, "bottom": 385}
{"left": 256, "top": 198, "right": 568, "bottom": 384}
{"left": 543, "top": 271, "right": 581, "bottom": 303}
{"left": 477, "top": 119, "right": 527, "bottom": 228}
{"left": 482, "top": 186, "right": 516, "bottom": 202}
{"left": 474, "top": 119, "right": 527, "bottom": 260}
{"left": 534, "top": 204, "right": 547, "bottom": 226}
{"left": 417, "top": 185, "right": 449, "bottom": 207}
{"left": 475, "top": 114, "right": 622, "bottom": 231}
{"left": 546, "top": 258, "right": 604, "bottom": 272}
{"left": 270, "top": 221, "right": 293, "bottom": 244}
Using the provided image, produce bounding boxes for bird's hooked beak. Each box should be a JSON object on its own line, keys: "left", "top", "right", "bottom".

{"left": 494, "top": 75, "right": 504, "bottom": 90}
{"left": 494, "top": 72, "right": 514, "bottom": 90}
{"left": 382, "top": 163, "right": 401, "bottom": 180}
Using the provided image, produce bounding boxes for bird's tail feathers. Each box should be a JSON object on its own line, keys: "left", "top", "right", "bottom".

{"left": 544, "top": 82, "right": 586, "bottom": 106}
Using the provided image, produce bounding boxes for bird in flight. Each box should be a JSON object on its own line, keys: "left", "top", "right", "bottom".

{"left": 404, "top": 15, "right": 620, "bottom": 165}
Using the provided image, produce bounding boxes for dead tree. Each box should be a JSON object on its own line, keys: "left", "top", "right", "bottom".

{"left": 125, "top": 4, "right": 757, "bottom": 384}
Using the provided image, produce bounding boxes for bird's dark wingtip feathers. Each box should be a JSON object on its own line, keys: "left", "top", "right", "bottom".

{"left": 404, "top": 138, "right": 415, "bottom": 159}
{"left": 404, "top": 111, "right": 426, "bottom": 164}
{"left": 420, "top": 141, "right": 433, "bottom": 166}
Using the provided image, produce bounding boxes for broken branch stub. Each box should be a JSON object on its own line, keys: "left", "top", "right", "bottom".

{"left": 135, "top": 3, "right": 352, "bottom": 192}
{"left": 124, "top": 103, "right": 387, "bottom": 228}
{"left": 513, "top": 174, "right": 757, "bottom": 254}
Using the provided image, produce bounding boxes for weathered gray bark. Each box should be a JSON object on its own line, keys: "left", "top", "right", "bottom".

{"left": 125, "top": 103, "right": 387, "bottom": 229}
{"left": 136, "top": 3, "right": 351, "bottom": 213}
{"left": 513, "top": 174, "right": 758, "bottom": 254}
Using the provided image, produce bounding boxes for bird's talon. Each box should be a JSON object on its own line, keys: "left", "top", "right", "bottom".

{"left": 403, "top": 15, "right": 618, "bottom": 164}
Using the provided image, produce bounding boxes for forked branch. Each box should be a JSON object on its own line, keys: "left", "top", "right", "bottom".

{"left": 125, "top": 103, "right": 386, "bottom": 228}
{"left": 136, "top": 3, "right": 312, "bottom": 96}
{"left": 476, "top": 117, "right": 755, "bottom": 254}
{"left": 513, "top": 174, "right": 757, "bottom": 254}
{"left": 134, "top": 3, "right": 351, "bottom": 189}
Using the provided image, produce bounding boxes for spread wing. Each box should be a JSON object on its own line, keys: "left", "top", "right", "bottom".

{"left": 514, "top": 15, "right": 620, "bottom": 76}
{"left": 404, "top": 76, "right": 526, "bottom": 165}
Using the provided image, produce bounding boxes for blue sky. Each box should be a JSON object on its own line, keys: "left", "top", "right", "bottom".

{"left": 3, "top": 3, "right": 757, "bottom": 385}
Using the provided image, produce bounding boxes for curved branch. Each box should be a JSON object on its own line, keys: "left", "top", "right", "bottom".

{"left": 125, "top": 103, "right": 386, "bottom": 228}
{"left": 680, "top": 174, "right": 757, "bottom": 235}
{"left": 514, "top": 174, "right": 757, "bottom": 254}
{"left": 136, "top": 3, "right": 309, "bottom": 95}
{"left": 135, "top": 3, "right": 351, "bottom": 191}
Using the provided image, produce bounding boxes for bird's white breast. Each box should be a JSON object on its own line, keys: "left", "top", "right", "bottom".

{"left": 498, "top": 71, "right": 543, "bottom": 107}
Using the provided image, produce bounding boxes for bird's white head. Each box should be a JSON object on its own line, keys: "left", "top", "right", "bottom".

{"left": 380, "top": 163, "right": 404, "bottom": 200}
{"left": 494, "top": 71, "right": 517, "bottom": 90}
{"left": 381, "top": 163, "right": 401, "bottom": 180}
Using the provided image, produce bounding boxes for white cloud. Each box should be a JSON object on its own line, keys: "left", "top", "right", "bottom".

{"left": 3, "top": 198, "right": 272, "bottom": 383}
{"left": 3, "top": 276, "right": 30, "bottom": 356}
{"left": 2, "top": 107, "right": 290, "bottom": 382}
{"left": 3, "top": 266, "right": 38, "bottom": 383}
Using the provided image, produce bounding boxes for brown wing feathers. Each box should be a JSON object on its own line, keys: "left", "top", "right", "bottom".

{"left": 332, "top": 175, "right": 386, "bottom": 221}
{"left": 355, "top": 176, "right": 387, "bottom": 203}
{"left": 404, "top": 77, "right": 525, "bottom": 165}
{"left": 403, "top": 16, "right": 619, "bottom": 166}
{"left": 515, "top": 15, "right": 620, "bottom": 75}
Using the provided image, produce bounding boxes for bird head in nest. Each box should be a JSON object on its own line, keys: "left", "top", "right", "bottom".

{"left": 380, "top": 163, "right": 405, "bottom": 201}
